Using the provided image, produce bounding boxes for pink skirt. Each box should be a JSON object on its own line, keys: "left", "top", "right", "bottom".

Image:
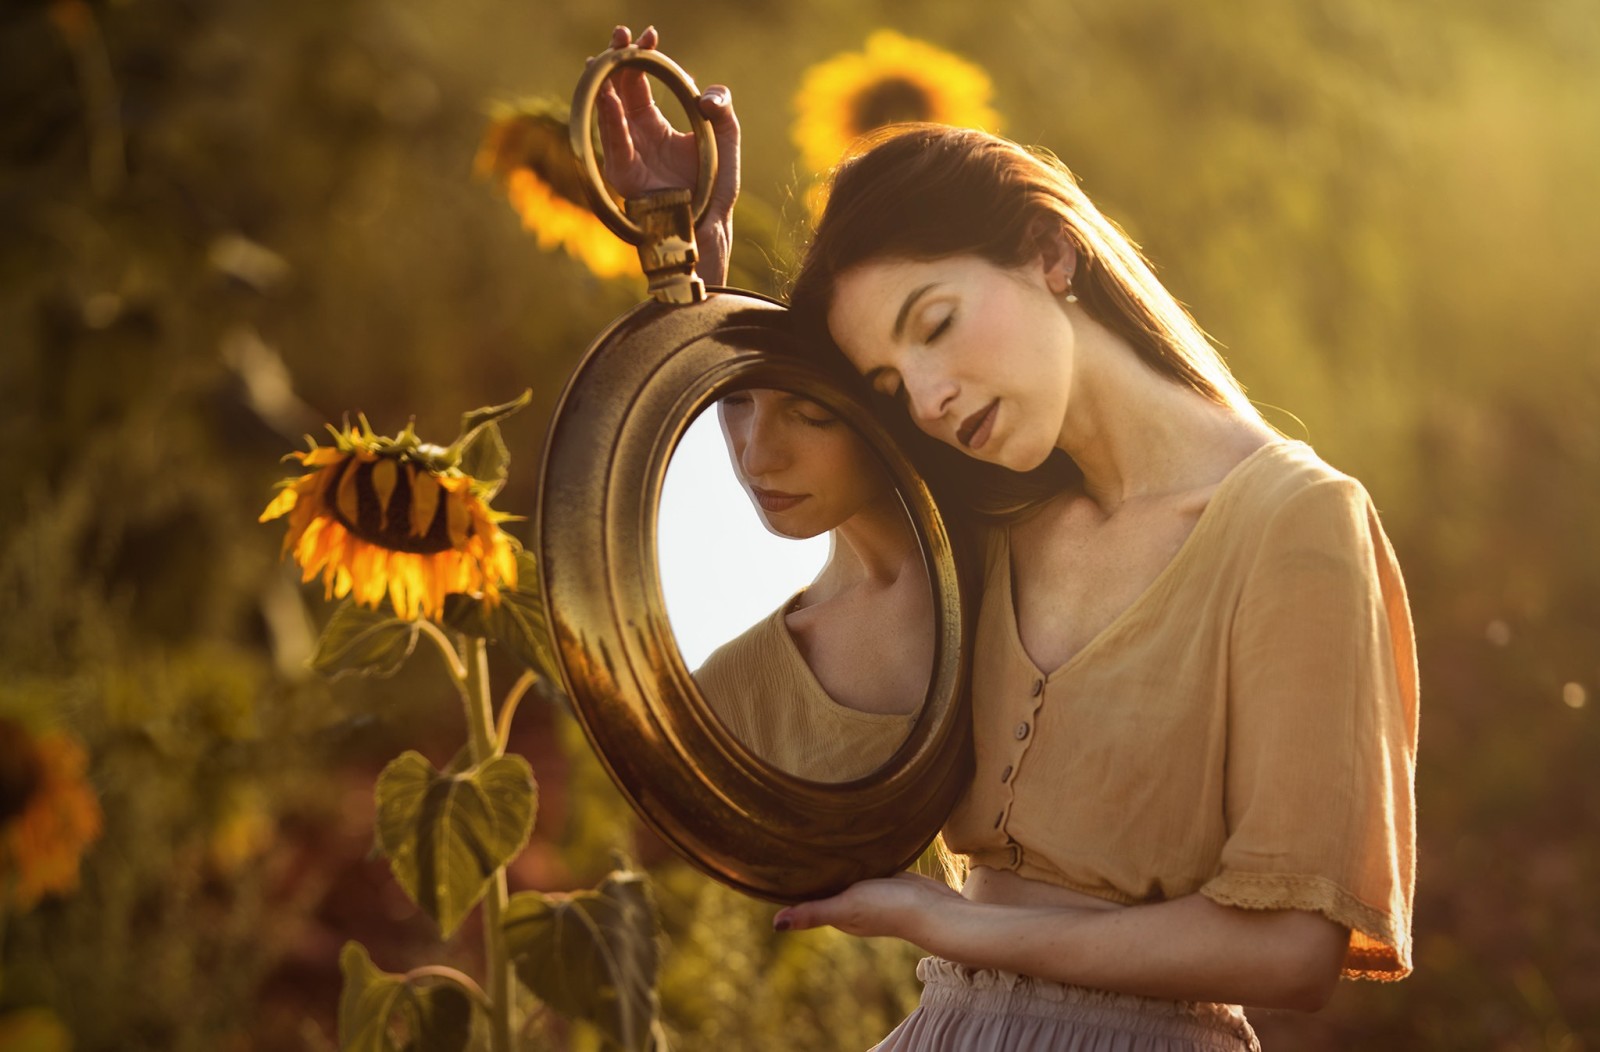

{"left": 870, "top": 958, "right": 1260, "bottom": 1052}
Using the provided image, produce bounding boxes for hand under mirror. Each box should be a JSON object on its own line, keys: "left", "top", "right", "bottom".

{"left": 659, "top": 390, "right": 934, "bottom": 784}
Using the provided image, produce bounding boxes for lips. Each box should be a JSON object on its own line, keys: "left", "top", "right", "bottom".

{"left": 751, "top": 486, "right": 808, "bottom": 513}
{"left": 956, "top": 399, "right": 998, "bottom": 450}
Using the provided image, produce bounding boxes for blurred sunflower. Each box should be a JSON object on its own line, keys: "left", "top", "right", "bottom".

{"left": 0, "top": 1007, "right": 71, "bottom": 1052}
{"left": 476, "top": 101, "right": 636, "bottom": 280}
{"left": 260, "top": 400, "right": 528, "bottom": 621}
{"left": 0, "top": 718, "right": 103, "bottom": 912}
{"left": 793, "top": 30, "right": 1002, "bottom": 177}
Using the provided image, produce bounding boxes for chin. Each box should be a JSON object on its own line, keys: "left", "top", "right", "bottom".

{"left": 757, "top": 515, "right": 824, "bottom": 542}
{"left": 1006, "top": 448, "right": 1057, "bottom": 475}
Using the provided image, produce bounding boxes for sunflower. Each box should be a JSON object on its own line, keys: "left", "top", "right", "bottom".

{"left": 0, "top": 718, "right": 103, "bottom": 912}
{"left": 260, "top": 405, "right": 525, "bottom": 622}
{"left": 475, "top": 101, "right": 637, "bottom": 280}
{"left": 793, "top": 30, "right": 1002, "bottom": 178}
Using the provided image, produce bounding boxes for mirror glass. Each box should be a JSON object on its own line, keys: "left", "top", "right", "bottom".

{"left": 658, "top": 388, "right": 934, "bottom": 784}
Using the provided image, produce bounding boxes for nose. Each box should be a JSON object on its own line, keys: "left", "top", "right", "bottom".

{"left": 738, "top": 402, "right": 789, "bottom": 478}
{"left": 902, "top": 363, "right": 958, "bottom": 425}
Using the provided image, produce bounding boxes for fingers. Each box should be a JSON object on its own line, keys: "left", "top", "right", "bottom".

{"left": 698, "top": 85, "right": 741, "bottom": 219}
{"left": 772, "top": 900, "right": 829, "bottom": 933}
{"left": 595, "top": 86, "right": 636, "bottom": 176}
{"left": 610, "top": 24, "right": 657, "bottom": 117}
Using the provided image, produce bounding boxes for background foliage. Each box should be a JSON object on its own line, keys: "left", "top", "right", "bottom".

{"left": 2, "top": 0, "right": 1597, "bottom": 1048}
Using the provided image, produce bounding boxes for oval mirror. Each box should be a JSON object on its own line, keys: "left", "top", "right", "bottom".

{"left": 536, "top": 290, "right": 972, "bottom": 902}
{"left": 660, "top": 386, "right": 932, "bottom": 784}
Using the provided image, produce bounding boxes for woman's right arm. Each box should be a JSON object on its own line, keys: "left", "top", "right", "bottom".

{"left": 593, "top": 25, "right": 741, "bottom": 285}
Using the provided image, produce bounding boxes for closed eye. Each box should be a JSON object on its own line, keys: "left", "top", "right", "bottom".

{"left": 796, "top": 410, "right": 838, "bottom": 429}
{"left": 927, "top": 314, "right": 952, "bottom": 342}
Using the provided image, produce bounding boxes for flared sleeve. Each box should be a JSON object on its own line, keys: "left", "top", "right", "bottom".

{"left": 1200, "top": 475, "right": 1419, "bottom": 980}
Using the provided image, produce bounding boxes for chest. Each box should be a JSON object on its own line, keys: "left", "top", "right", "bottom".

{"left": 1008, "top": 497, "right": 1210, "bottom": 673}
{"left": 787, "top": 576, "right": 933, "bottom": 715}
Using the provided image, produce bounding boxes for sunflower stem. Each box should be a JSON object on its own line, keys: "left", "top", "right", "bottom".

{"left": 461, "top": 634, "right": 514, "bottom": 1052}
{"left": 495, "top": 670, "right": 536, "bottom": 753}
{"left": 416, "top": 619, "right": 470, "bottom": 683}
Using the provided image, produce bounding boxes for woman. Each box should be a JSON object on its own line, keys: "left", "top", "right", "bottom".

{"left": 692, "top": 388, "right": 932, "bottom": 781}
{"left": 598, "top": 26, "right": 1417, "bottom": 1051}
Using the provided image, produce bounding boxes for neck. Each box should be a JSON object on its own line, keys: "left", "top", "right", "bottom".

{"left": 1056, "top": 317, "right": 1272, "bottom": 511}
{"left": 807, "top": 491, "right": 919, "bottom": 600}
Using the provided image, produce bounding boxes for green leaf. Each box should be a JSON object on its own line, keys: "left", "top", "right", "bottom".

{"left": 491, "top": 551, "right": 563, "bottom": 684}
{"left": 458, "top": 421, "right": 510, "bottom": 501}
{"left": 374, "top": 751, "right": 537, "bottom": 939}
{"left": 311, "top": 601, "right": 420, "bottom": 680}
{"left": 337, "top": 942, "right": 474, "bottom": 1052}
{"left": 445, "top": 390, "right": 532, "bottom": 472}
{"left": 338, "top": 942, "right": 408, "bottom": 1052}
{"left": 440, "top": 593, "right": 491, "bottom": 639}
{"left": 503, "top": 872, "right": 661, "bottom": 1052}
{"left": 445, "top": 551, "right": 563, "bottom": 687}
{"left": 399, "top": 984, "right": 473, "bottom": 1052}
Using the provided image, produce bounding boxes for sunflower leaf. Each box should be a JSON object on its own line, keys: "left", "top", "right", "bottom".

{"left": 337, "top": 941, "right": 475, "bottom": 1052}
{"left": 311, "top": 601, "right": 421, "bottom": 680}
{"left": 489, "top": 551, "right": 563, "bottom": 687}
{"left": 398, "top": 983, "right": 473, "bottom": 1052}
{"left": 443, "top": 552, "right": 563, "bottom": 688}
{"left": 338, "top": 942, "right": 407, "bottom": 1052}
{"left": 458, "top": 421, "right": 510, "bottom": 501}
{"left": 446, "top": 390, "right": 532, "bottom": 469}
{"left": 440, "top": 593, "right": 491, "bottom": 639}
{"left": 374, "top": 751, "right": 537, "bottom": 939}
{"left": 503, "top": 872, "right": 661, "bottom": 1052}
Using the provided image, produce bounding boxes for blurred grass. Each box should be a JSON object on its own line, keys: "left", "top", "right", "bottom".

{"left": 2, "top": 0, "right": 1597, "bottom": 1048}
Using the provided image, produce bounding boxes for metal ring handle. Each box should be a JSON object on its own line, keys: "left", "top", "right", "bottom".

{"left": 570, "top": 47, "right": 718, "bottom": 243}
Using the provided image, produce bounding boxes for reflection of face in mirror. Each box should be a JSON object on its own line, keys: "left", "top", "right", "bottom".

{"left": 658, "top": 390, "right": 933, "bottom": 783}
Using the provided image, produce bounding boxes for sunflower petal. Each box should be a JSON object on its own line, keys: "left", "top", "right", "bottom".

{"left": 259, "top": 487, "right": 300, "bottom": 522}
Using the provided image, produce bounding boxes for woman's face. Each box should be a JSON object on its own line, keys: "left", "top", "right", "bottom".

{"left": 826, "top": 254, "right": 1075, "bottom": 472}
{"left": 717, "top": 389, "right": 893, "bottom": 540}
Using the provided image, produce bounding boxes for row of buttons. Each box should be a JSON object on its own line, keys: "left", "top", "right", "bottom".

{"left": 992, "top": 677, "right": 1047, "bottom": 834}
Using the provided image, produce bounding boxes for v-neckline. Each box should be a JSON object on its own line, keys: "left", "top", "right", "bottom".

{"left": 1002, "top": 441, "right": 1288, "bottom": 680}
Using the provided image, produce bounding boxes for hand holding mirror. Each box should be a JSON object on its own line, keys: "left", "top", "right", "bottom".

{"left": 536, "top": 41, "right": 973, "bottom": 901}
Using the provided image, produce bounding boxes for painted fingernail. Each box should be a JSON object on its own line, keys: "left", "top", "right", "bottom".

{"left": 773, "top": 916, "right": 792, "bottom": 932}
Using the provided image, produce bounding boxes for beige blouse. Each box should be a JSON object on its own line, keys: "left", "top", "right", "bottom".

{"left": 694, "top": 596, "right": 917, "bottom": 781}
{"left": 944, "top": 440, "right": 1418, "bottom": 981}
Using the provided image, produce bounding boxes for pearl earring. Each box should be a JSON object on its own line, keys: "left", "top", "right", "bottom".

{"left": 1064, "top": 285, "right": 1078, "bottom": 304}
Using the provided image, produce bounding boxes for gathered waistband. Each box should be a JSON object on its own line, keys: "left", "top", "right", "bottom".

{"left": 913, "top": 957, "right": 1260, "bottom": 1052}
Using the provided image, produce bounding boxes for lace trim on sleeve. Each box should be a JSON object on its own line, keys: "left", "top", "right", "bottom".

{"left": 1200, "top": 870, "right": 1411, "bottom": 982}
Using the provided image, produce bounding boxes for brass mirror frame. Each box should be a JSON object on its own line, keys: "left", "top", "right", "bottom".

{"left": 537, "top": 290, "right": 973, "bottom": 903}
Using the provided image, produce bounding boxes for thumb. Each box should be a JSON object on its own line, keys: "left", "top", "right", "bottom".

{"left": 698, "top": 85, "right": 741, "bottom": 217}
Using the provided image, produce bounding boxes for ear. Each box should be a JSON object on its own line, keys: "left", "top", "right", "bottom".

{"left": 1026, "top": 216, "right": 1078, "bottom": 295}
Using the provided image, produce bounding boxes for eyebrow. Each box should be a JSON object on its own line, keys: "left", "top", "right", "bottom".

{"left": 892, "top": 283, "right": 940, "bottom": 340}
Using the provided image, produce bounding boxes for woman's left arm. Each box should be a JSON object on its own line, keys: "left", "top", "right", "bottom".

{"left": 774, "top": 875, "right": 1348, "bottom": 1011}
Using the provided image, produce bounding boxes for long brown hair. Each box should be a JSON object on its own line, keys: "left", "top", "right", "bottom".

{"left": 787, "top": 123, "right": 1258, "bottom": 521}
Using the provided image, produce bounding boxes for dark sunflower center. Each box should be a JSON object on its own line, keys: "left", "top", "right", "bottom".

{"left": 851, "top": 77, "right": 934, "bottom": 134}
{"left": 329, "top": 457, "right": 464, "bottom": 554}
{"left": 0, "top": 719, "right": 42, "bottom": 824}
{"left": 537, "top": 139, "right": 593, "bottom": 209}
{"left": 494, "top": 114, "right": 591, "bottom": 208}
